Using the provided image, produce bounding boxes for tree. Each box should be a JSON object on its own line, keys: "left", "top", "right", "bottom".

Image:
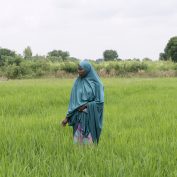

{"left": 163, "top": 36, "right": 177, "bottom": 62}
{"left": 103, "top": 50, "right": 118, "bottom": 61}
{"left": 0, "top": 54, "right": 1, "bottom": 66}
{"left": 23, "top": 46, "right": 32, "bottom": 59}
{"left": 0, "top": 48, "right": 16, "bottom": 57}
{"left": 0, "top": 48, "right": 16, "bottom": 66}
{"left": 142, "top": 58, "right": 152, "bottom": 62}
{"left": 47, "top": 50, "right": 70, "bottom": 60}
{"left": 159, "top": 53, "right": 167, "bottom": 61}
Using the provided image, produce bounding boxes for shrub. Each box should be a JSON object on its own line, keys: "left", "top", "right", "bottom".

{"left": 5, "top": 65, "right": 22, "bottom": 79}
{"left": 60, "top": 62, "right": 78, "bottom": 73}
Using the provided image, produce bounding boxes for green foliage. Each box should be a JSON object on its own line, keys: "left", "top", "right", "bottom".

{"left": 97, "top": 61, "right": 148, "bottom": 75}
{"left": 164, "top": 36, "right": 177, "bottom": 62}
{"left": 60, "top": 62, "right": 78, "bottom": 73}
{"left": 23, "top": 46, "right": 32, "bottom": 59}
{"left": 2, "top": 60, "right": 177, "bottom": 79}
{"left": 31, "top": 60, "right": 50, "bottom": 72}
{"left": 6, "top": 65, "right": 23, "bottom": 79}
{"left": 0, "top": 48, "right": 16, "bottom": 66}
{"left": 1, "top": 78, "right": 177, "bottom": 176}
{"left": 142, "top": 58, "right": 152, "bottom": 62}
{"left": 4, "top": 56, "right": 23, "bottom": 66}
{"left": 32, "top": 55, "right": 46, "bottom": 60}
{"left": 47, "top": 56, "right": 63, "bottom": 62}
{"left": 1, "top": 46, "right": 177, "bottom": 79}
{"left": 47, "top": 50, "right": 70, "bottom": 61}
{"left": 0, "top": 48, "right": 16, "bottom": 57}
{"left": 126, "top": 61, "right": 148, "bottom": 72}
{"left": 103, "top": 50, "right": 118, "bottom": 61}
{"left": 142, "top": 61, "right": 177, "bottom": 73}
{"left": 2, "top": 59, "right": 51, "bottom": 79}
{"left": 159, "top": 53, "right": 167, "bottom": 61}
{"left": 18, "top": 61, "right": 34, "bottom": 77}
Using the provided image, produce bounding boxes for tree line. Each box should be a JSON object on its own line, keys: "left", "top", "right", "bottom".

{"left": 159, "top": 36, "right": 177, "bottom": 62}
{"left": 0, "top": 47, "right": 119, "bottom": 64}
{"left": 0, "top": 36, "right": 177, "bottom": 79}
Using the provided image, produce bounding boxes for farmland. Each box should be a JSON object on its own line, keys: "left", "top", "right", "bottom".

{"left": 0, "top": 78, "right": 177, "bottom": 177}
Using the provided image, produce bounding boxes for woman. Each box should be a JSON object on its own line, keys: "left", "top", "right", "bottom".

{"left": 61, "top": 60, "right": 104, "bottom": 144}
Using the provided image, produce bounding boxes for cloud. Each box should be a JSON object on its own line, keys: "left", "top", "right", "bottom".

{"left": 0, "top": 0, "right": 177, "bottom": 59}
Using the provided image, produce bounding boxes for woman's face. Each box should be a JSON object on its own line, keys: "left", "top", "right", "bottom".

{"left": 78, "top": 65, "right": 86, "bottom": 77}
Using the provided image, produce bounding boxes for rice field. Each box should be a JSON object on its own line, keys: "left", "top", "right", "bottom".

{"left": 0, "top": 78, "right": 177, "bottom": 177}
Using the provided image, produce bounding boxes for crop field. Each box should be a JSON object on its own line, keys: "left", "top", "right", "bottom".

{"left": 0, "top": 78, "right": 177, "bottom": 177}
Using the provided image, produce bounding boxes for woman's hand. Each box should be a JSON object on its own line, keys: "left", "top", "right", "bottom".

{"left": 78, "top": 104, "right": 87, "bottom": 112}
{"left": 61, "top": 118, "right": 68, "bottom": 127}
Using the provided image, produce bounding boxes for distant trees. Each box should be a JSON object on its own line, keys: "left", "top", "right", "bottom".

{"left": 96, "top": 58, "right": 104, "bottom": 63}
{"left": 23, "top": 46, "right": 32, "bottom": 59}
{"left": 142, "top": 58, "right": 152, "bottom": 62}
{"left": 47, "top": 50, "right": 70, "bottom": 61}
{"left": 103, "top": 50, "right": 118, "bottom": 61}
{"left": 160, "top": 36, "right": 177, "bottom": 62}
{"left": 0, "top": 55, "right": 1, "bottom": 64}
{"left": 159, "top": 53, "right": 167, "bottom": 61}
{"left": 0, "top": 48, "right": 16, "bottom": 57}
{"left": 0, "top": 48, "right": 16, "bottom": 66}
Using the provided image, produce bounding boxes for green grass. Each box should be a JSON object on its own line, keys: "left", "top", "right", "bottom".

{"left": 0, "top": 78, "right": 177, "bottom": 177}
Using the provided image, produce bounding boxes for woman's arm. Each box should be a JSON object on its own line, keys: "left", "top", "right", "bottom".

{"left": 61, "top": 117, "right": 68, "bottom": 127}
{"left": 78, "top": 104, "right": 87, "bottom": 112}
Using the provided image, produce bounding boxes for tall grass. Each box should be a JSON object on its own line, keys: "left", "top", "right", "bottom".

{"left": 0, "top": 78, "right": 177, "bottom": 177}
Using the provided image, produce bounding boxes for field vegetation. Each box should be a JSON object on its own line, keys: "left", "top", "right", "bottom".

{"left": 0, "top": 78, "right": 177, "bottom": 177}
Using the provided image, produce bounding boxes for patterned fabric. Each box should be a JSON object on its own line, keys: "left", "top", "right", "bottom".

{"left": 73, "top": 123, "right": 93, "bottom": 144}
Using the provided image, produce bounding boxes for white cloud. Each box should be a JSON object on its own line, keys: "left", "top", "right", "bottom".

{"left": 0, "top": 0, "right": 177, "bottom": 59}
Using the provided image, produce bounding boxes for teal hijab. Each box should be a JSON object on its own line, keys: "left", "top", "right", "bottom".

{"left": 66, "top": 60, "right": 104, "bottom": 143}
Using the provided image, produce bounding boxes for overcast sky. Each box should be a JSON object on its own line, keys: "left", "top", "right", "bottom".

{"left": 0, "top": 0, "right": 177, "bottom": 60}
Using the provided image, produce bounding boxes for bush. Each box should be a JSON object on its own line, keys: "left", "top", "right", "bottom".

{"left": 5, "top": 65, "right": 23, "bottom": 79}
{"left": 1, "top": 59, "right": 177, "bottom": 79}
{"left": 19, "top": 62, "right": 34, "bottom": 77}
{"left": 125, "top": 61, "right": 148, "bottom": 72}
{"left": 35, "top": 69, "right": 45, "bottom": 77}
{"left": 102, "top": 61, "right": 148, "bottom": 75}
{"left": 60, "top": 62, "right": 78, "bottom": 73}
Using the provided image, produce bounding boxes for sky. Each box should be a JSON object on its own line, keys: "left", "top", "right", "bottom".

{"left": 0, "top": 0, "right": 177, "bottom": 60}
